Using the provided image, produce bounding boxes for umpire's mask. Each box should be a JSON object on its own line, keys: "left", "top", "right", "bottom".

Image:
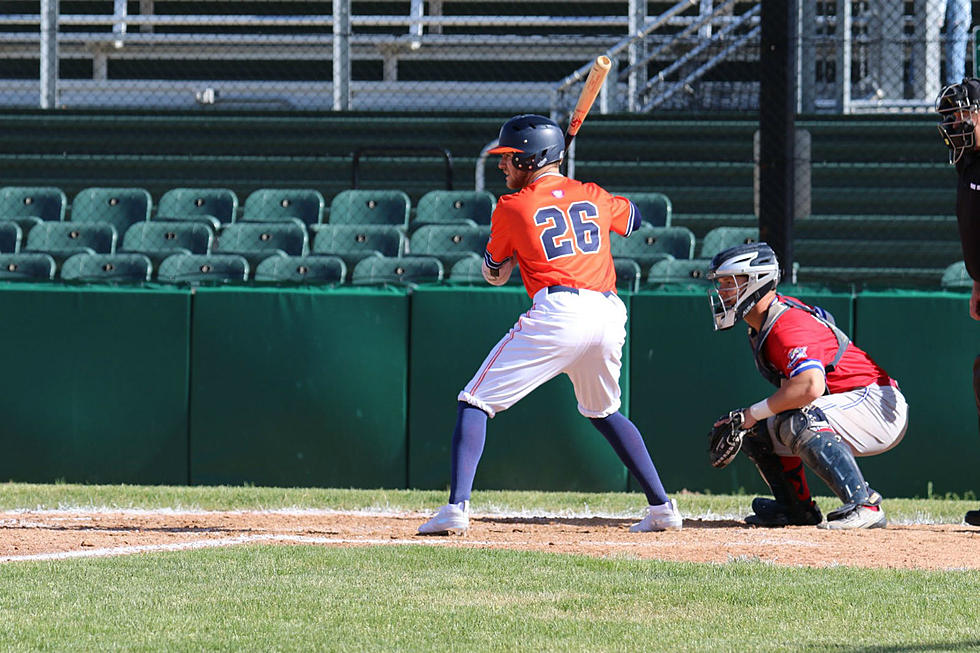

{"left": 936, "top": 78, "right": 980, "bottom": 164}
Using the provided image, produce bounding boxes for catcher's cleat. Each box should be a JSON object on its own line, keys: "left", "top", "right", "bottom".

{"left": 818, "top": 493, "right": 886, "bottom": 530}
{"left": 745, "top": 497, "right": 823, "bottom": 527}
{"left": 965, "top": 509, "right": 980, "bottom": 527}
{"left": 629, "top": 498, "right": 683, "bottom": 532}
{"left": 418, "top": 500, "right": 469, "bottom": 535}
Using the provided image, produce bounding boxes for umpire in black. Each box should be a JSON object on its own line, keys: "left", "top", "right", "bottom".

{"left": 937, "top": 77, "right": 980, "bottom": 527}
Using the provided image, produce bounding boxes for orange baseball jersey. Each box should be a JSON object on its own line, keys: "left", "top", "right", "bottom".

{"left": 484, "top": 172, "right": 640, "bottom": 298}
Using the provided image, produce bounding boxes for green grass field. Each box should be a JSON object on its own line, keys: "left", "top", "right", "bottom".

{"left": 1, "top": 483, "right": 979, "bottom": 652}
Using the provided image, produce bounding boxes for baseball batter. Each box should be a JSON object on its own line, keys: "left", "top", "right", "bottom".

{"left": 706, "top": 243, "right": 908, "bottom": 529}
{"left": 418, "top": 114, "right": 681, "bottom": 535}
{"left": 937, "top": 77, "right": 980, "bottom": 527}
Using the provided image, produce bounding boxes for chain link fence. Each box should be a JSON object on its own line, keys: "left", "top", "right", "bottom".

{"left": 0, "top": 1, "right": 972, "bottom": 288}
{"left": 2, "top": 1, "right": 970, "bottom": 113}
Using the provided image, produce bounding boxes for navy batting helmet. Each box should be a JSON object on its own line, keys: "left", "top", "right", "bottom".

{"left": 487, "top": 114, "right": 564, "bottom": 171}
{"left": 936, "top": 77, "right": 980, "bottom": 164}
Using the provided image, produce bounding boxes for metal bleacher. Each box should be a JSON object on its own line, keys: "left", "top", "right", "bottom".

{"left": 0, "top": 0, "right": 654, "bottom": 112}
{"left": 1, "top": 1, "right": 957, "bottom": 114}
{"left": 1, "top": 1, "right": 766, "bottom": 113}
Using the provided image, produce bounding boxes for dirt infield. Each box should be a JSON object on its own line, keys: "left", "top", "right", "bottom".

{"left": 2, "top": 510, "right": 979, "bottom": 569}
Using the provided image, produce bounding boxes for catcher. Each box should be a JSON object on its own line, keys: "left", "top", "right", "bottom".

{"left": 705, "top": 242, "right": 908, "bottom": 529}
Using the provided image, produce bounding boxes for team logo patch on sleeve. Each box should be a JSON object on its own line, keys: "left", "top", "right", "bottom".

{"left": 551, "top": 190, "right": 564, "bottom": 198}
{"left": 788, "top": 346, "right": 808, "bottom": 366}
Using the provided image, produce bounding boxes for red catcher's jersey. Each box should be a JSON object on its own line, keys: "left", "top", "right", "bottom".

{"left": 485, "top": 173, "right": 637, "bottom": 298}
{"left": 762, "top": 295, "right": 893, "bottom": 392}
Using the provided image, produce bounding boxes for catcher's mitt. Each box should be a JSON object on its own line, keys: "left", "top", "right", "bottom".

{"left": 707, "top": 409, "right": 747, "bottom": 469}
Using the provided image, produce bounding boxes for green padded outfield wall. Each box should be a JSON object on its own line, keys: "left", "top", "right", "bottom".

{"left": 0, "top": 284, "right": 190, "bottom": 484}
{"left": 409, "top": 286, "right": 629, "bottom": 493}
{"left": 628, "top": 287, "right": 853, "bottom": 495}
{"left": 189, "top": 286, "right": 409, "bottom": 488}
{"left": 854, "top": 291, "right": 980, "bottom": 498}
{"left": 0, "top": 282, "right": 974, "bottom": 496}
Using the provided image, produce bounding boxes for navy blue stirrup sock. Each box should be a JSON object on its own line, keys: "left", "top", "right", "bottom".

{"left": 590, "top": 412, "right": 668, "bottom": 505}
{"left": 449, "top": 401, "right": 488, "bottom": 504}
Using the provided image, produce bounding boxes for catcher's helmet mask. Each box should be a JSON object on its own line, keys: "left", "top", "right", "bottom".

{"left": 706, "top": 242, "right": 781, "bottom": 331}
{"left": 487, "top": 114, "right": 565, "bottom": 171}
{"left": 936, "top": 78, "right": 980, "bottom": 164}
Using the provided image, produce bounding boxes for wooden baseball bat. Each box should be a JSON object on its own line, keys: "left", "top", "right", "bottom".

{"left": 564, "top": 55, "right": 612, "bottom": 152}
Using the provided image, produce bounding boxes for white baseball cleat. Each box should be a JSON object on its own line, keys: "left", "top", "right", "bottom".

{"left": 629, "top": 498, "right": 683, "bottom": 532}
{"left": 817, "top": 503, "right": 886, "bottom": 530}
{"left": 418, "top": 500, "right": 470, "bottom": 535}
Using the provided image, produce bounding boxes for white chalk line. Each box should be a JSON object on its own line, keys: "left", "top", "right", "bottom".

{"left": 0, "top": 528, "right": 829, "bottom": 564}
{"left": 0, "top": 534, "right": 434, "bottom": 563}
{"left": 0, "top": 533, "right": 657, "bottom": 564}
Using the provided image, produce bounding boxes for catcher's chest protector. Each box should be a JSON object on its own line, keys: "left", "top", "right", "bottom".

{"left": 749, "top": 297, "right": 850, "bottom": 389}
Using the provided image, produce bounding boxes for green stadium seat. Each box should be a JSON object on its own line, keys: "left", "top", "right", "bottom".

{"left": 60, "top": 253, "right": 153, "bottom": 283}
{"left": 157, "top": 187, "right": 239, "bottom": 228}
{"left": 0, "top": 222, "right": 22, "bottom": 253}
{"left": 157, "top": 253, "right": 249, "bottom": 284}
{"left": 70, "top": 187, "right": 152, "bottom": 235}
{"left": 410, "top": 218, "right": 479, "bottom": 238}
{"left": 941, "top": 261, "right": 973, "bottom": 290}
{"left": 254, "top": 254, "right": 347, "bottom": 284}
{"left": 414, "top": 190, "right": 495, "bottom": 228}
{"left": 0, "top": 216, "right": 42, "bottom": 240}
{"left": 0, "top": 253, "right": 56, "bottom": 281}
{"left": 153, "top": 214, "right": 221, "bottom": 232}
{"left": 352, "top": 255, "right": 444, "bottom": 286}
{"left": 24, "top": 222, "right": 116, "bottom": 260}
{"left": 243, "top": 188, "right": 326, "bottom": 226}
{"left": 408, "top": 224, "right": 490, "bottom": 267}
{"left": 0, "top": 186, "right": 68, "bottom": 221}
{"left": 311, "top": 225, "right": 406, "bottom": 271}
{"left": 613, "top": 258, "right": 642, "bottom": 292}
{"left": 647, "top": 256, "right": 712, "bottom": 287}
{"left": 698, "top": 226, "right": 760, "bottom": 259}
{"left": 448, "top": 252, "right": 522, "bottom": 286}
{"left": 670, "top": 213, "right": 756, "bottom": 239}
{"left": 122, "top": 221, "right": 214, "bottom": 256}
{"left": 610, "top": 225, "right": 695, "bottom": 272}
{"left": 215, "top": 222, "right": 308, "bottom": 267}
{"left": 622, "top": 192, "right": 672, "bottom": 227}
{"left": 329, "top": 189, "right": 411, "bottom": 228}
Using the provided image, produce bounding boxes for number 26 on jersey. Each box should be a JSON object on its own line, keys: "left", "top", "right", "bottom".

{"left": 534, "top": 201, "right": 601, "bottom": 261}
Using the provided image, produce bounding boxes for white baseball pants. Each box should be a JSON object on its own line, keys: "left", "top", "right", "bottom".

{"left": 458, "top": 287, "right": 628, "bottom": 419}
{"left": 769, "top": 383, "right": 909, "bottom": 457}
